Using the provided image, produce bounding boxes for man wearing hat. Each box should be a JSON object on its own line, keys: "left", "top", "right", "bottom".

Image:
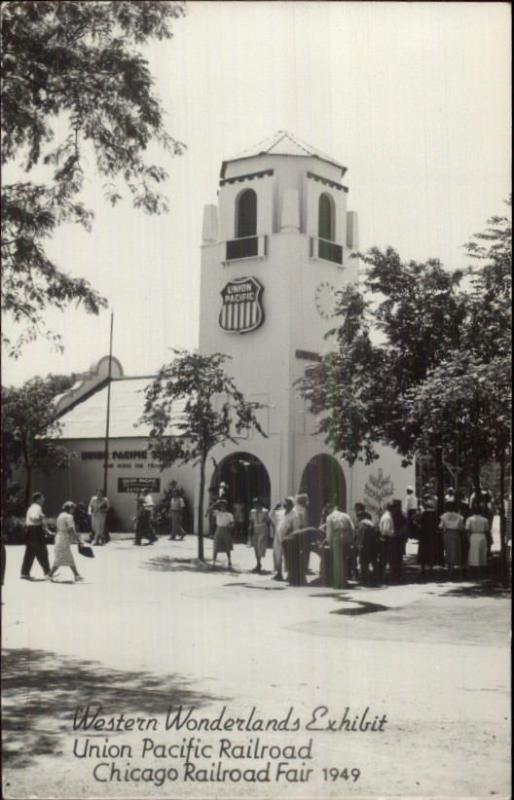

{"left": 294, "top": 492, "right": 312, "bottom": 573}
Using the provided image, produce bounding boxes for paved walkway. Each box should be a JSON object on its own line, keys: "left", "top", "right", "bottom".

{"left": 2, "top": 537, "right": 511, "bottom": 799}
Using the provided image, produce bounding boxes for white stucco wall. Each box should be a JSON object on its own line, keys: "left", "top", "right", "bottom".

{"left": 31, "top": 438, "right": 197, "bottom": 531}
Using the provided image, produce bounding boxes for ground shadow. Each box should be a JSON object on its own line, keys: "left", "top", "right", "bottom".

{"left": 142, "top": 555, "right": 258, "bottom": 576}
{"left": 329, "top": 600, "right": 390, "bottom": 616}
{"left": 440, "top": 581, "right": 511, "bottom": 599}
{"left": 306, "top": 590, "right": 390, "bottom": 616}
{"left": 223, "top": 582, "right": 287, "bottom": 591}
{"left": 142, "top": 556, "right": 216, "bottom": 573}
{"left": 2, "top": 648, "right": 226, "bottom": 770}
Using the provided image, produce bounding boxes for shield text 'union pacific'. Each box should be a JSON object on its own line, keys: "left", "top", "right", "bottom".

{"left": 219, "top": 277, "right": 264, "bottom": 334}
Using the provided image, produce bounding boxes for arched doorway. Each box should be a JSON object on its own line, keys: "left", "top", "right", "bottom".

{"left": 300, "top": 454, "right": 347, "bottom": 526}
{"left": 210, "top": 452, "right": 271, "bottom": 540}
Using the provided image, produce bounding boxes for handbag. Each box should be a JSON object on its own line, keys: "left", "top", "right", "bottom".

{"left": 78, "top": 543, "right": 95, "bottom": 558}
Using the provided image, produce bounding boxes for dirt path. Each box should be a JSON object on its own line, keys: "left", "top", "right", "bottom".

{"left": 2, "top": 539, "right": 510, "bottom": 799}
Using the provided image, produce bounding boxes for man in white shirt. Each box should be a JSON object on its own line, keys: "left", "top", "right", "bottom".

{"left": 403, "top": 486, "right": 418, "bottom": 516}
{"left": 325, "top": 505, "right": 355, "bottom": 588}
{"left": 379, "top": 506, "right": 395, "bottom": 536}
{"left": 279, "top": 497, "right": 301, "bottom": 583}
{"left": 403, "top": 486, "right": 418, "bottom": 538}
{"left": 21, "top": 492, "right": 51, "bottom": 579}
{"left": 379, "top": 503, "right": 402, "bottom": 583}
{"left": 143, "top": 490, "right": 157, "bottom": 543}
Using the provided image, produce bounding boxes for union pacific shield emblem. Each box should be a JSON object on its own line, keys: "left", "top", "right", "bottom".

{"left": 219, "top": 277, "right": 264, "bottom": 334}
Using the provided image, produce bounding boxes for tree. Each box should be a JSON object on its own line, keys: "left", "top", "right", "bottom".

{"left": 299, "top": 252, "right": 468, "bottom": 510}
{"left": 364, "top": 468, "right": 395, "bottom": 520}
{"left": 407, "top": 207, "right": 512, "bottom": 578}
{"left": 2, "top": 1, "right": 185, "bottom": 354}
{"left": 140, "top": 350, "right": 267, "bottom": 561}
{"left": 1, "top": 377, "right": 73, "bottom": 511}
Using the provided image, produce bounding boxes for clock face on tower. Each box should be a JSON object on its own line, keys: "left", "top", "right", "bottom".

{"left": 315, "top": 282, "right": 338, "bottom": 320}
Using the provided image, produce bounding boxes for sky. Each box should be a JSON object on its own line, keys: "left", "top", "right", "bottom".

{"left": 2, "top": 1, "right": 511, "bottom": 387}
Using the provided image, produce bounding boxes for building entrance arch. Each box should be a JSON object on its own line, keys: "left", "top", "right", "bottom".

{"left": 210, "top": 452, "right": 271, "bottom": 540}
{"left": 300, "top": 454, "right": 347, "bottom": 526}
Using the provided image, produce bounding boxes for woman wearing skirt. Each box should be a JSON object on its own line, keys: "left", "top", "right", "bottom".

{"left": 88, "top": 489, "right": 109, "bottom": 545}
{"left": 48, "top": 502, "right": 84, "bottom": 582}
{"left": 417, "top": 500, "right": 438, "bottom": 577}
{"left": 439, "top": 501, "right": 465, "bottom": 578}
{"left": 213, "top": 500, "right": 234, "bottom": 569}
{"left": 168, "top": 489, "right": 187, "bottom": 540}
{"left": 465, "top": 504, "right": 490, "bottom": 578}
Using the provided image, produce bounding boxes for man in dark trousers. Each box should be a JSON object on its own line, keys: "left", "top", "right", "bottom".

{"left": 355, "top": 505, "right": 380, "bottom": 586}
{"left": 21, "top": 492, "right": 51, "bottom": 579}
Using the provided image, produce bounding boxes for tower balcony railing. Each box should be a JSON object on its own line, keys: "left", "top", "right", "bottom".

{"left": 225, "top": 235, "right": 268, "bottom": 262}
{"left": 310, "top": 236, "right": 343, "bottom": 265}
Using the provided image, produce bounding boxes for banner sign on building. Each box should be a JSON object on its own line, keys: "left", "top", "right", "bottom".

{"left": 219, "top": 276, "right": 264, "bottom": 334}
{"left": 117, "top": 478, "right": 161, "bottom": 494}
{"left": 82, "top": 450, "right": 147, "bottom": 461}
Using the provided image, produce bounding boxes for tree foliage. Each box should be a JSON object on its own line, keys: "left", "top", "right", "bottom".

{"left": 299, "top": 205, "right": 511, "bottom": 523}
{"left": 140, "top": 350, "right": 267, "bottom": 560}
{"left": 1, "top": 376, "right": 73, "bottom": 510}
{"left": 299, "top": 252, "right": 467, "bottom": 470}
{"left": 1, "top": 1, "right": 185, "bottom": 354}
{"left": 407, "top": 206, "right": 512, "bottom": 492}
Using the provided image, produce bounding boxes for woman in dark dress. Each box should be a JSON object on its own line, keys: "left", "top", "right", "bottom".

{"left": 417, "top": 498, "right": 438, "bottom": 577}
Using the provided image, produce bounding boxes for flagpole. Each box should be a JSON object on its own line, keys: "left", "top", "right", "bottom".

{"left": 103, "top": 312, "right": 114, "bottom": 495}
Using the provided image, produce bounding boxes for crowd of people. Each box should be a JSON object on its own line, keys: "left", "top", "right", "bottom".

{"left": 15, "top": 484, "right": 188, "bottom": 583}
{"left": 204, "top": 484, "right": 499, "bottom": 586}
{"left": 13, "top": 481, "right": 500, "bottom": 589}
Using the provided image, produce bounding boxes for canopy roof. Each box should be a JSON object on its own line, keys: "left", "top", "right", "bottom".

{"left": 51, "top": 377, "right": 185, "bottom": 440}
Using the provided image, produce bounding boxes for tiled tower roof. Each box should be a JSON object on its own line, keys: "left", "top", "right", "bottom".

{"left": 221, "top": 130, "right": 346, "bottom": 176}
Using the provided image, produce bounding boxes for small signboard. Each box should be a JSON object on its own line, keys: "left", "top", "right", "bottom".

{"left": 117, "top": 477, "right": 161, "bottom": 494}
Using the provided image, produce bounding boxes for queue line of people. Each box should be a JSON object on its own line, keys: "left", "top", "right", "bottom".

{"left": 205, "top": 488, "right": 496, "bottom": 587}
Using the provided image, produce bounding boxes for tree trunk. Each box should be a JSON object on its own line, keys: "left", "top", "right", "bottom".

{"left": 471, "top": 396, "right": 481, "bottom": 497}
{"left": 197, "top": 455, "right": 206, "bottom": 562}
{"left": 22, "top": 438, "right": 32, "bottom": 509}
{"left": 435, "top": 447, "right": 444, "bottom": 516}
{"left": 498, "top": 445, "right": 508, "bottom": 587}
{"left": 471, "top": 457, "right": 481, "bottom": 499}
{"left": 24, "top": 466, "right": 32, "bottom": 509}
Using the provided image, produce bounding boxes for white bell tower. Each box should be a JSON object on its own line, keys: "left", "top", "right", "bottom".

{"left": 198, "top": 131, "right": 360, "bottom": 518}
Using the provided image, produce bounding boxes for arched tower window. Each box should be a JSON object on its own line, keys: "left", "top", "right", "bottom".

{"left": 236, "top": 189, "right": 257, "bottom": 238}
{"left": 318, "top": 192, "right": 335, "bottom": 241}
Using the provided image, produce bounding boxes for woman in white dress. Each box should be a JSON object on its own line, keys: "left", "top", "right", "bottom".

{"left": 89, "top": 489, "right": 109, "bottom": 545}
{"left": 465, "top": 504, "right": 490, "bottom": 578}
{"left": 48, "top": 502, "right": 84, "bottom": 582}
